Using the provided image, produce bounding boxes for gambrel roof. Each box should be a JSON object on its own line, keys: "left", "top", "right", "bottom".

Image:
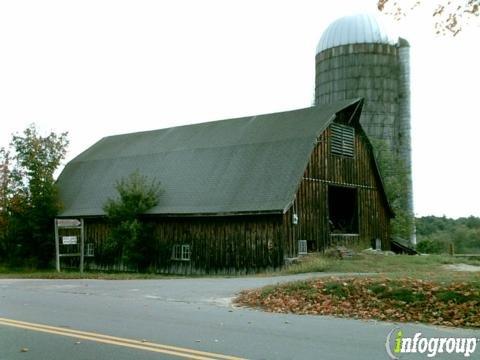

{"left": 57, "top": 99, "right": 383, "bottom": 217}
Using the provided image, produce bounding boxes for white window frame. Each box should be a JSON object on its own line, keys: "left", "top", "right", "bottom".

{"left": 172, "top": 244, "right": 191, "bottom": 261}
{"left": 181, "top": 244, "right": 191, "bottom": 260}
{"left": 85, "top": 243, "right": 94, "bottom": 257}
{"left": 298, "top": 240, "right": 308, "bottom": 255}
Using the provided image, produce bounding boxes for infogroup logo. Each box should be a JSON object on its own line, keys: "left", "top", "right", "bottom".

{"left": 385, "top": 328, "right": 478, "bottom": 359}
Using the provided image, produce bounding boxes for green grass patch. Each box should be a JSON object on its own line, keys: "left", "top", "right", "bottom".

{"left": 367, "top": 282, "right": 426, "bottom": 303}
{"left": 436, "top": 290, "right": 473, "bottom": 304}
{"left": 280, "top": 255, "right": 332, "bottom": 274}
{"left": 280, "top": 253, "right": 480, "bottom": 283}
{"left": 0, "top": 267, "right": 176, "bottom": 280}
{"left": 323, "top": 282, "right": 350, "bottom": 298}
{"left": 384, "top": 287, "right": 426, "bottom": 303}
{"left": 260, "top": 285, "right": 277, "bottom": 298}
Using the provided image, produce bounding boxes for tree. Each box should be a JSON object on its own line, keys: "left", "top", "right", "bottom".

{"left": 371, "top": 139, "right": 414, "bottom": 242}
{"left": 102, "top": 171, "right": 162, "bottom": 271}
{"left": 4, "top": 125, "right": 69, "bottom": 267}
{"left": 0, "top": 148, "right": 11, "bottom": 257}
{"left": 377, "top": 0, "right": 479, "bottom": 36}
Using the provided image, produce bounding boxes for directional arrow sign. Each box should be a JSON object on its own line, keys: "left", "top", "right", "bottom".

{"left": 56, "top": 219, "right": 81, "bottom": 227}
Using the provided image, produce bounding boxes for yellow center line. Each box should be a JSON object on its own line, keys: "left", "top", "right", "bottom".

{"left": 0, "top": 317, "right": 245, "bottom": 360}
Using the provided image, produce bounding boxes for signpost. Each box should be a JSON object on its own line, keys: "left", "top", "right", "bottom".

{"left": 54, "top": 218, "right": 84, "bottom": 273}
{"left": 62, "top": 236, "right": 78, "bottom": 245}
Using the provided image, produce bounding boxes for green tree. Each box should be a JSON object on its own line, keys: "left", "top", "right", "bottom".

{"left": 102, "top": 171, "right": 162, "bottom": 271}
{"left": 5, "top": 125, "right": 69, "bottom": 267}
{"left": 371, "top": 139, "right": 414, "bottom": 242}
{"left": 0, "top": 148, "right": 11, "bottom": 257}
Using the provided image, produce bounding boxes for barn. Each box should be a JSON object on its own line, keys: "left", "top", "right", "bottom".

{"left": 56, "top": 98, "right": 393, "bottom": 273}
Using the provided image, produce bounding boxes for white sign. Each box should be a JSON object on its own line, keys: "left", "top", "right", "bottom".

{"left": 62, "top": 236, "right": 78, "bottom": 245}
{"left": 57, "top": 219, "right": 81, "bottom": 227}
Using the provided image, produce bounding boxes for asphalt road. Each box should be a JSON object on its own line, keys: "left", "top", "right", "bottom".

{"left": 0, "top": 274, "right": 478, "bottom": 360}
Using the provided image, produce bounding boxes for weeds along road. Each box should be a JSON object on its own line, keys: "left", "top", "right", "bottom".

{"left": 0, "top": 275, "right": 477, "bottom": 360}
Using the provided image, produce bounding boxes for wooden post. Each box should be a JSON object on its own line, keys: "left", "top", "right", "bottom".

{"left": 54, "top": 219, "right": 60, "bottom": 272}
{"left": 449, "top": 243, "right": 454, "bottom": 256}
{"left": 80, "top": 218, "right": 85, "bottom": 273}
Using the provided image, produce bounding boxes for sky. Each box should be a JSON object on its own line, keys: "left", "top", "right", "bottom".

{"left": 0, "top": 0, "right": 479, "bottom": 219}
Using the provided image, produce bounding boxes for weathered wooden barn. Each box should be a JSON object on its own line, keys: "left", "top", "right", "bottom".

{"left": 56, "top": 98, "right": 393, "bottom": 273}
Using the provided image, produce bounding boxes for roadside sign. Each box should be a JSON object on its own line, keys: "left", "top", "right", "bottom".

{"left": 62, "top": 236, "right": 78, "bottom": 245}
{"left": 57, "top": 219, "right": 81, "bottom": 227}
{"left": 55, "top": 218, "right": 85, "bottom": 273}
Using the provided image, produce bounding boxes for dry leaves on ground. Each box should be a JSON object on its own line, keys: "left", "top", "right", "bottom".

{"left": 234, "top": 277, "right": 480, "bottom": 328}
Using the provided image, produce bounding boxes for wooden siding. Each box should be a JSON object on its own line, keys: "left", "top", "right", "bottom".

{"left": 82, "top": 215, "right": 284, "bottom": 274}
{"left": 283, "top": 123, "right": 391, "bottom": 257}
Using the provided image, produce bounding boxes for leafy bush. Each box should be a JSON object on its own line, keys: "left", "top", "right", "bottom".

{"left": 416, "top": 239, "right": 446, "bottom": 254}
{"left": 371, "top": 139, "right": 414, "bottom": 241}
{"left": 103, "top": 171, "right": 162, "bottom": 271}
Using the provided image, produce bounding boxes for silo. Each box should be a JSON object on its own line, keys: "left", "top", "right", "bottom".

{"left": 314, "top": 14, "right": 414, "bottom": 243}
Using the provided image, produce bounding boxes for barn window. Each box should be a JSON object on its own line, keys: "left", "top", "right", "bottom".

{"left": 298, "top": 240, "right": 307, "bottom": 255}
{"left": 172, "top": 244, "right": 191, "bottom": 261}
{"left": 330, "top": 123, "right": 355, "bottom": 157}
{"left": 328, "top": 186, "right": 358, "bottom": 234}
{"left": 85, "top": 243, "right": 94, "bottom": 257}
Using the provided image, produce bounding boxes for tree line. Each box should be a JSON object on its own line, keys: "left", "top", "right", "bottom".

{"left": 416, "top": 215, "right": 480, "bottom": 254}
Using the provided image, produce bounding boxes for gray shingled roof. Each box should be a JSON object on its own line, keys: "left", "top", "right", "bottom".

{"left": 57, "top": 99, "right": 361, "bottom": 217}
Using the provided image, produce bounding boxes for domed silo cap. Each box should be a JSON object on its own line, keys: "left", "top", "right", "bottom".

{"left": 316, "top": 13, "right": 398, "bottom": 54}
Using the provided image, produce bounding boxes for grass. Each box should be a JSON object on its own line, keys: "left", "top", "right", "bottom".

{"left": 436, "top": 290, "right": 475, "bottom": 304}
{"left": 365, "top": 282, "right": 427, "bottom": 303}
{"left": 0, "top": 266, "right": 178, "bottom": 280}
{"left": 280, "top": 253, "right": 480, "bottom": 282}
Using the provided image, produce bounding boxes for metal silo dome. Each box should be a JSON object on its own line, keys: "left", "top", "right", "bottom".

{"left": 316, "top": 13, "right": 398, "bottom": 53}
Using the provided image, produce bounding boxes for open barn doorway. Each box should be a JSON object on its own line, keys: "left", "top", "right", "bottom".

{"left": 328, "top": 186, "right": 358, "bottom": 234}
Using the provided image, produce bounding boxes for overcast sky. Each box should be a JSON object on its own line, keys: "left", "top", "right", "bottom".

{"left": 0, "top": 0, "right": 479, "bottom": 218}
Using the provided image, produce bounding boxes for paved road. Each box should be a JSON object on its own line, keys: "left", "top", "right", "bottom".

{"left": 0, "top": 274, "right": 478, "bottom": 359}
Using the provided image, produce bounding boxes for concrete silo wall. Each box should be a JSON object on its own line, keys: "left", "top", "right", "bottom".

{"left": 315, "top": 42, "right": 415, "bottom": 242}
{"left": 396, "top": 38, "right": 414, "bottom": 236}
{"left": 315, "top": 43, "right": 399, "bottom": 152}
